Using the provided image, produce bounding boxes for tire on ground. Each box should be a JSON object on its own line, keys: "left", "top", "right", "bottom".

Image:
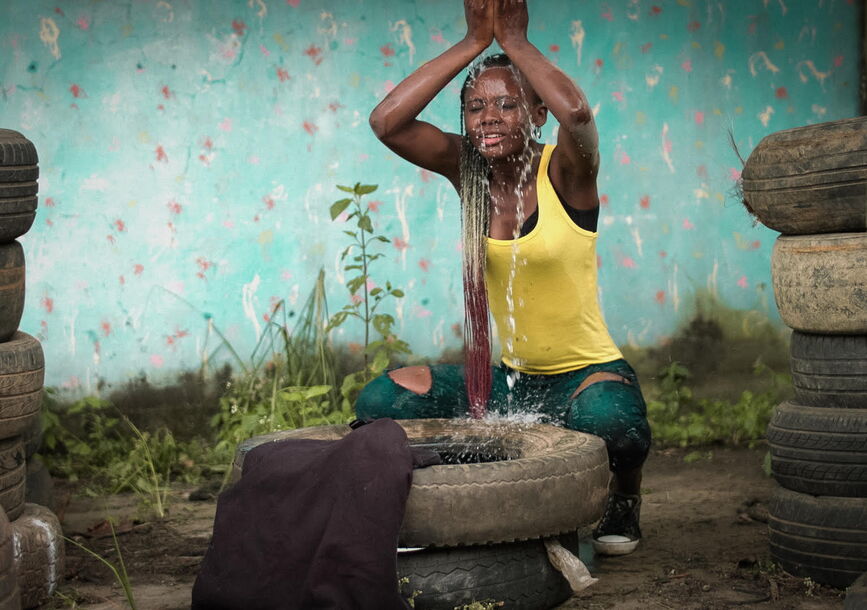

{"left": 0, "top": 506, "right": 19, "bottom": 610}
{"left": 234, "top": 419, "right": 610, "bottom": 547}
{"left": 790, "top": 332, "right": 867, "bottom": 409}
{"left": 768, "top": 402, "right": 867, "bottom": 496}
{"left": 9, "top": 504, "right": 63, "bottom": 609}
{"left": 741, "top": 116, "right": 867, "bottom": 235}
{"left": 768, "top": 486, "right": 867, "bottom": 588}
{"left": 771, "top": 234, "right": 867, "bottom": 334}
{"left": 0, "top": 244, "right": 24, "bottom": 343}
{"left": 397, "top": 536, "right": 580, "bottom": 610}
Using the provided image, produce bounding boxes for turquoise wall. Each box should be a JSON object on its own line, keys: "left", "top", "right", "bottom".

{"left": 0, "top": 0, "right": 861, "bottom": 393}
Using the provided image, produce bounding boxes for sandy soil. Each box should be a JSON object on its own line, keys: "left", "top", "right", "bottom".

{"left": 47, "top": 445, "right": 846, "bottom": 609}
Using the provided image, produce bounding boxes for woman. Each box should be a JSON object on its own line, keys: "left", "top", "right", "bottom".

{"left": 357, "top": 0, "right": 651, "bottom": 556}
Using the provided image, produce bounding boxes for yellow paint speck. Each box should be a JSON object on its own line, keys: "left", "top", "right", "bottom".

{"left": 613, "top": 42, "right": 623, "bottom": 56}
{"left": 138, "top": 132, "right": 150, "bottom": 144}
{"left": 677, "top": 0, "right": 691, "bottom": 5}
{"left": 349, "top": 73, "right": 361, "bottom": 88}
{"left": 659, "top": 34, "right": 669, "bottom": 40}
{"left": 788, "top": 105, "right": 796, "bottom": 113}
{"left": 128, "top": 200, "right": 137, "bottom": 208}
{"left": 713, "top": 108, "right": 722, "bottom": 116}
{"left": 258, "top": 230, "right": 274, "bottom": 245}
{"left": 635, "top": 111, "right": 647, "bottom": 125}
{"left": 122, "top": 24, "right": 133, "bottom": 37}
{"left": 273, "top": 33, "right": 289, "bottom": 51}
{"left": 774, "top": 39, "right": 785, "bottom": 50}
{"left": 695, "top": 140, "right": 705, "bottom": 149}
{"left": 691, "top": 41, "right": 701, "bottom": 49}
{"left": 693, "top": 251, "right": 705, "bottom": 259}
{"left": 669, "top": 86, "right": 679, "bottom": 103}
{"left": 734, "top": 106, "right": 743, "bottom": 114}
{"left": 714, "top": 42, "right": 725, "bottom": 58}
{"left": 714, "top": 193, "right": 724, "bottom": 202}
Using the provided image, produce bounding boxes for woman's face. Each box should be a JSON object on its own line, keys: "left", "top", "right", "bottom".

{"left": 463, "top": 67, "right": 541, "bottom": 161}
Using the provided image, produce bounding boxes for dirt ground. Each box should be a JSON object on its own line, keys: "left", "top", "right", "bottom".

{"left": 47, "top": 445, "right": 848, "bottom": 609}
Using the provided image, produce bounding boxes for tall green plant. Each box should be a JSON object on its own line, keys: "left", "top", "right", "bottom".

{"left": 328, "top": 183, "right": 410, "bottom": 403}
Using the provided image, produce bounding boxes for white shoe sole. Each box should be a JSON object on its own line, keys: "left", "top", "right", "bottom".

{"left": 592, "top": 535, "right": 640, "bottom": 556}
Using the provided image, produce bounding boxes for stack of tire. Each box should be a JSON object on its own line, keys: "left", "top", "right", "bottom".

{"left": 741, "top": 116, "right": 867, "bottom": 595}
{"left": 232, "top": 419, "right": 609, "bottom": 609}
{"left": 0, "top": 129, "right": 64, "bottom": 609}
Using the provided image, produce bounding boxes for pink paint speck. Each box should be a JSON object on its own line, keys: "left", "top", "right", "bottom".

{"left": 219, "top": 118, "right": 232, "bottom": 132}
{"left": 156, "top": 145, "right": 168, "bottom": 162}
{"left": 418, "top": 259, "right": 430, "bottom": 272}
{"left": 600, "top": 8, "right": 613, "bottom": 21}
{"left": 419, "top": 169, "right": 433, "bottom": 183}
{"left": 599, "top": 194, "right": 609, "bottom": 206}
{"left": 76, "top": 16, "right": 90, "bottom": 30}
{"left": 393, "top": 237, "right": 409, "bottom": 250}
{"left": 687, "top": 21, "right": 701, "bottom": 32}
{"left": 641, "top": 43, "right": 653, "bottom": 53}
{"left": 663, "top": 138, "right": 673, "bottom": 153}
{"left": 259, "top": 44, "right": 271, "bottom": 57}
{"left": 101, "top": 321, "right": 112, "bottom": 336}
{"left": 45, "top": 197, "right": 55, "bottom": 207}
{"left": 683, "top": 219, "right": 695, "bottom": 230}
{"left": 344, "top": 37, "right": 358, "bottom": 46}
{"left": 751, "top": 240, "right": 761, "bottom": 250}
{"left": 161, "top": 85, "right": 172, "bottom": 99}
{"left": 431, "top": 32, "right": 445, "bottom": 44}
{"left": 232, "top": 19, "right": 247, "bottom": 37}
{"left": 263, "top": 196, "right": 275, "bottom": 210}
{"left": 594, "top": 58, "right": 604, "bottom": 69}
{"left": 384, "top": 80, "right": 396, "bottom": 93}
{"left": 134, "top": 264, "right": 144, "bottom": 275}
{"left": 167, "top": 200, "right": 182, "bottom": 214}
{"left": 380, "top": 44, "right": 395, "bottom": 58}
{"left": 737, "top": 275, "right": 748, "bottom": 288}
{"left": 612, "top": 91, "right": 624, "bottom": 102}
{"left": 41, "top": 297, "right": 54, "bottom": 314}
{"left": 287, "top": 0, "right": 300, "bottom": 6}
{"left": 351, "top": 293, "right": 363, "bottom": 304}
{"left": 834, "top": 55, "right": 844, "bottom": 67}
{"left": 223, "top": 220, "right": 235, "bottom": 229}
{"left": 659, "top": 250, "right": 668, "bottom": 258}
{"left": 619, "top": 151, "right": 631, "bottom": 165}
{"left": 302, "top": 121, "right": 318, "bottom": 135}
{"left": 367, "top": 200, "right": 382, "bottom": 212}
{"left": 730, "top": 168, "right": 742, "bottom": 181}
{"left": 303, "top": 44, "right": 323, "bottom": 65}
{"left": 70, "top": 84, "right": 85, "bottom": 98}
{"left": 114, "top": 219, "right": 126, "bottom": 232}
{"left": 416, "top": 308, "right": 432, "bottom": 319}
{"left": 621, "top": 257, "right": 637, "bottom": 269}
{"left": 655, "top": 290, "right": 666, "bottom": 304}
{"left": 150, "top": 354, "right": 165, "bottom": 367}
{"left": 681, "top": 59, "right": 693, "bottom": 73}
{"left": 640, "top": 195, "right": 650, "bottom": 209}
{"left": 776, "top": 86, "right": 788, "bottom": 99}
{"left": 694, "top": 111, "right": 705, "bottom": 125}
{"left": 276, "top": 67, "right": 290, "bottom": 82}
{"left": 549, "top": 44, "right": 560, "bottom": 53}
{"left": 650, "top": 5, "right": 662, "bottom": 15}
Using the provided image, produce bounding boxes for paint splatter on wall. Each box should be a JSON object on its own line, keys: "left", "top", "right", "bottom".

{"left": 0, "top": 0, "right": 860, "bottom": 392}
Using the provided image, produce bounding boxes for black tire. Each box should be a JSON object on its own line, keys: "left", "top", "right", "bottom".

{"left": 19, "top": 420, "right": 40, "bottom": 462}
{"left": 771, "top": 234, "right": 867, "bottom": 334}
{"left": 0, "top": 244, "right": 24, "bottom": 343}
{"left": 10, "top": 504, "right": 63, "bottom": 609}
{"left": 235, "top": 419, "right": 610, "bottom": 547}
{"left": 768, "top": 486, "right": 867, "bottom": 589}
{"left": 768, "top": 402, "right": 867, "bottom": 496}
{"left": 741, "top": 116, "right": 867, "bottom": 235}
{"left": 846, "top": 572, "right": 867, "bottom": 610}
{"left": 0, "top": 198, "right": 36, "bottom": 246}
{"left": 0, "top": 132, "right": 37, "bottom": 168}
{"left": 0, "top": 185, "right": 36, "bottom": 200}
{"left": 397, "top": 537, "right": 579, "bottom": 610}
{"left": 0, "top": 507, "right": 19, "bottom": 610}
{"left": 0, "top": 440, "right": 24, "bottom": 524}
{"left": 791, "top": 332, "right": 867, "bottom": 409}
{"left": 0, "top": 166, "right": 37, "bottom": 184}
{"left": 0, "top": 334, "right": 43, "bottom": 446}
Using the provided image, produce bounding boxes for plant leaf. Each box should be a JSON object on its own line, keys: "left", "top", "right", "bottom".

{"left": 356, "top": 184, "right": 378, "bottom": 195}
{"left": 329, "top": 199, "right": 352, "bottom": 219}
{"left": 337, "top": 185, "right": 355, "bottom": 193}
{"left": 358, "top": 215, "right": 374, "bottom": 233}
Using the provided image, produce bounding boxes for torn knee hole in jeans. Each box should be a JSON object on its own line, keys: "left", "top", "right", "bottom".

{"left": 570, "top": 373, "right": 632, "bottom": 400}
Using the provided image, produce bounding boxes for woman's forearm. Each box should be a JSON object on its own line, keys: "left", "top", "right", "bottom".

{"left": 369, "top": 38, "right": 487, "bottom": 140}
{"left": 500, "top": 38, "right": 594, "bottom": 135}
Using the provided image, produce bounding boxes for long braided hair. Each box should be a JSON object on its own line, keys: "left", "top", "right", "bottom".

{"left": 458, "top": 54, "right": 523, "bottom": 419}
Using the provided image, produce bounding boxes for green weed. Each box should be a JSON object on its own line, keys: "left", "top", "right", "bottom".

{"left": 63, "top": 520, "right": 137, "bottom": 609}
{"left": 647, "top": 360, "right": 788, "bottom": 448}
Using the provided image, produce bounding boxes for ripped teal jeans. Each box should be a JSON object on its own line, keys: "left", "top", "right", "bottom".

{"left": 354, "top": 359, "right": 651, "bottom": 472}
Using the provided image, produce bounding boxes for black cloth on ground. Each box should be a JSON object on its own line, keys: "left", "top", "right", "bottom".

{"left": 191, "top": 418, "right": 440, "bottom": 610}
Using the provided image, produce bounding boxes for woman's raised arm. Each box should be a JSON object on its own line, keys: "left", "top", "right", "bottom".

{"left": 495, "top": 0, "right": 600, "bottom": 193}
{"left": 369, "top": 0, "right": 493, "bottom": 185}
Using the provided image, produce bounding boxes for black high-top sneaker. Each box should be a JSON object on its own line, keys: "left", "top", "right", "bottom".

{"left": 592, "top": 492, "right": 642, "bottom": 556}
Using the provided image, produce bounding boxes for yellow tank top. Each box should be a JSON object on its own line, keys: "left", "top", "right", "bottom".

{"left": 485, "top": 144, "right": 623, "bottom": 374}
